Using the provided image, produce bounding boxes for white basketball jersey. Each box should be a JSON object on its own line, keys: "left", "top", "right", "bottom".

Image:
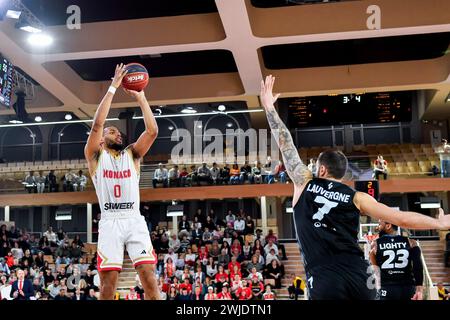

{"left": 92, "top": 148, "right": 140, "bottom": 218}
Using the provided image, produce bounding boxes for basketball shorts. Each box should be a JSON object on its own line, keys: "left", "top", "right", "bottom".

{"left": 97, "top": 214, "right": 156, "bottom": 272}
{"left": 377, "top": 285, "right": 416, "bottom": 300}
{"left": 306, "top": 257, "right": 377, "bottom": 300}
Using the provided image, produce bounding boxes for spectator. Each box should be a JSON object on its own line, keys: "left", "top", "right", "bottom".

{"left": 265, "top": 248, "right": 279, "bottom": 266}
{"left": 46, "top": 170, "right": 59, "bottom": 192}
{"left": 263, "top": 156, "right": 272, "bottom": 182}
{"left": 0, "top": 258, "right": 10, "bottom": 276}
{"left": 197, "top": 163, "right": 212, "bottom": 185}
{"left": 191, "top": 224, "right": 203, "bottom": 246}
{"left": 4, "top": 252, "right": 14, "bottom": 269}
{"left": 206, "top": 257, "right": 217, "bottom": 278}
{"left": 125, "top": 287, "right": 141, "bottom": 300}
{"left": 251, "top": 161, "right": 263, "bottom": 184}
{"left": 430, "top": 165, "right": 440, "bottom": 176}
{"left": 55, "top": 242, "right": 71, "bottom": 267}
{"left": 437, "top": 139, "right": 450, "bottom": 178}
{"left": 24, "top": 171, "right": 37, "bottom": 193}
{"left": 187, "top": 165, "right": 198, "bottom": 186}
{"left": 43, "top": 227, "right": 57, "bottom": 246}
{"left": 225, "top": 210, "right": 236, "bottom": 226}
{"left": 217, "top": 283, "right": 232, "bottom": 300}
{"left": 191, "top": 285, "right": 204, "bottom": 300}
{"left": 177, "top": 287, "right": 191, "bottom": 301}
{"left": 262, "top": 284, "right": 276, "bottom": 300}
{"left": 210, "top": 163, "right": 221, "bottom": 185}
{"left": 437, "top": 282, "right": 450, "bottom": 300}
{"left": 202, "top": 227, "right": 213, "bottom": 244}
{"left": 204, "top": 286, "right": 217, "bottom": 300}
{"left": 179, "top": 166, "right": 189, "bottom": 187}
{"left": 229, "top": 164, "right": 240, "bottom": 184}
{"left": 178, "top": 216, "right": 191, "bottom": 235}
{"left": 63, "top": 169, "right": 76, "bottom": 192}
{"left": 373, "top": 155, "right": 388, "bottom": 180}
{"left": 247, "top": 267, "right": 263, "bottom": 282}
{"left": 244, "top": 216, "right": 255, "bottom": 236}
{"left": 72, "top": 235, "right": 84, "bottom": 248}
{"left": 11, "top": 242, "right": 23, "bottom": 261}
{"left": 265, "top": 259, "right": 283, "bottom": 289}
{"left": 73, "top": 170, "right": 88, "bottom": 191}
{"left": 217, "top": 249, "right": 230, "bottom": 268}
{"left": 69, "top": 242, "right": 82, "bottom": 262}
{"left": 168, "top": 165, "right": 180, "bottom": 187}
{"left": 229, "top": 264, "right": 242, "bottom": 280}
{"left": 72, "top": 287, "right": 86, "bottom": 301}
{"left": 169, "top": 234, "right": 181, "bottom": 253}
{"left": 35, "top": 171, "right": 46, "bottom": 194}
{"left": 194, "top": 209, "right": 206, "bottom": 225}
{"left": 236, "top": 280, "right": 252, "bottom": 300}
{"left": 214, "top": 265, "right": 229, "bottom": 290}
{"left": 264, "top": 239, "right": 278, "bottom": 257}
{"left": 10, "top": 269, "right": 33, "bottom": 300}
{"left": 220, "top": 164, "right": 230, "bottom": 184}
{"left": 153, "top": 163, "right": 168, "bottom": 188}
{"left": 250, "top": 278, "right": 264, "bottom": 300}
{"left": 246, "top": 255, "right": 264, "bottom": 274}
{"left": 193, "top": 265, "right": 205, "bottom": 284}
{"left": 233, "top": 216, "right": 245, "bottom": 235}
{"left": 239, "top": 162, "right": 252, "bottom": 184}
{"left": 267, "top": 161, "right": 287, "bottom": 184}
{"left": 167, "top": 285, "right": 178, "bottom": 300}
{"left": 212, "top": 225, "right": 223, "bottom": 241}
{"left": 0, "top": 276, "right": 13, "bottom": 300}
{"left": 86, "top": 288, "right": 98, "bottom": 301}
{"left": 288, "top": 274, "right": 305, "bottom": 300}
{"left": 54, "top": 288, "right": 70, "bottom": 301}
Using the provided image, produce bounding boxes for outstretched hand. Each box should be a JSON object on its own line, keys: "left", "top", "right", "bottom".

{"left": 260, "top": 75, "right": 280, "bottom": 111}
{"left": 111, "top": 63, "right": 128, "bottom": 89}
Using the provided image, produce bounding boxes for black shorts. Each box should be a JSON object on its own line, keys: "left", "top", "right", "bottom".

{"left": 306, "top": 258, "right": 377, "bottom": 300}
{"left": 377, "top": 285, "right": 415, "bottom": 300}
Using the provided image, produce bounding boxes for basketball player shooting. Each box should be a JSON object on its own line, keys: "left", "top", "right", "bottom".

{"left": 260, "top": 75, "right": 450, "bottom": 300}
{"left": 85, "top": 64, "right": 160, "bottom": 300}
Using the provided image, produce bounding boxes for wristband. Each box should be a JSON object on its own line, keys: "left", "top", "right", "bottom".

{"left": 108, "top": 86, "right": 117, "bottom": 95}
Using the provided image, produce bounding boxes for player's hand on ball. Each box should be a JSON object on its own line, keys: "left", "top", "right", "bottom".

{"left": 123, "top": 88, "right": 146, "bottom": 101}
{"left": 111, "top": 63, "right": 128, "bottom": 89}
{"left": 437, "top": 208, "right": 450, "bottom": 229}
{"left": 260, "top": 75, "right": 280, "bottom": 111}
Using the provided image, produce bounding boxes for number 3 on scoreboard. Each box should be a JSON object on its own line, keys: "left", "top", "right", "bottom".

{"left": 114, "top": 185, "right": 121, "bottom": 198}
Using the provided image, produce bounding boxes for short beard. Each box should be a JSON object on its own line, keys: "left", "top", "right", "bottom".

{"left": 108, "top": 142, "right": 124, "bottom": 151}
{"left": 378, "top": 230, "right": 387, "bottom": 237}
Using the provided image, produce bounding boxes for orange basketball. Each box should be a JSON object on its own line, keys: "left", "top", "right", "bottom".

{"left": 121, "top": 63, "right": 149, "bottom": 92}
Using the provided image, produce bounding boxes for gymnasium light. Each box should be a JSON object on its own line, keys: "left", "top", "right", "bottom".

{"left": 27, "top": 33, "right": 53, "bottom": 47}
{"left": 218, "top": 105, "right": 226, "bottom": 112}
{"left": 6, "top": 10, "right": 21, "bottom": 19}
{"left": 226, "top": 122, "right": 233, "bottom": 128}
{"left": 181, "top": 107, "right": 197, "bottom": 114}
{"left": 8, "top": 119, "right": 23, "bottom": 124}
{"left": 34, "top": 116, "right": 42, "bottom": 122}
{"left": 65, "top": 114, "right": 72, "bottom": 120}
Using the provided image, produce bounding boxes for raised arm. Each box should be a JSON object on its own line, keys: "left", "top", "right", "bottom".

{"left": 84, "top": 64, "right": 128, "bottom": 163}
{"left": 355, "top": 191, "right": 450, "bottom": 230}
{"left": 125, "top": 90, "right": 158, "bottom": 159}
{"left": 260, "top": 75, "right": 312, "bottom": 187}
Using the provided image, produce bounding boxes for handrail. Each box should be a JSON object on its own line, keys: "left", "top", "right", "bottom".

{"left": 417, "top": 240, "right": 438, "bottom": 300}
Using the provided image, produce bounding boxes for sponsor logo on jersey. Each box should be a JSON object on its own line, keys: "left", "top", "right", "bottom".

{"left": 103, "top": 169, "right": 132, "bottom": 179}
{"left": 104, "top": 202, "right": 135, "bottom": 211}
{"left": 141, "top": 250, "right": 147, "bottom": 255}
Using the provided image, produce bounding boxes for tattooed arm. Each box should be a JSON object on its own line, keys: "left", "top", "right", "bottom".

{"left": 260, "top": 75, "right": 312, "bottom": 188}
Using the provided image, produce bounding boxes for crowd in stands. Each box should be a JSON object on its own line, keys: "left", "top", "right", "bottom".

{"left": 148, "top": 208, "right": 291, "bottom": 300}
{"left": 23, "top": 169, "right": 88, "bottom": 193}
{"left": 153, "top": 158, "right": 288, "bottom": 188}
{"left": 0, "top": 224, "right": 98, "bottom": 300}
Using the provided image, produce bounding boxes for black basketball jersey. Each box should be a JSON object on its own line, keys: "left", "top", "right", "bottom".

{"left": 293, "top": 178, "right": 364, "bottom": 272}
{"left": 375, "top": 235, "right": 415, "bottom": 286}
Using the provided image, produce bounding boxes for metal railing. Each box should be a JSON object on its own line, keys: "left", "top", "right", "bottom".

{"left": 417, "top": 240, "right": 439, "bottom": 300}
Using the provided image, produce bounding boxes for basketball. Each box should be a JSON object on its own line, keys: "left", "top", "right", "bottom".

{"left": 121, "top": 63, "right": 149, "bottom": 91}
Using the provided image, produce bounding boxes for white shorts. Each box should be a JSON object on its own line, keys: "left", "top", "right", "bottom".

{"left": 97, "top": 215, "right": 156, "bottom": 272}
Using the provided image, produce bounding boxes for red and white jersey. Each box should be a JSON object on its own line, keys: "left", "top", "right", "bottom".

{"left": 205, "top": 293, "right": 217, "bottom": 300}
{"left": 263, "top": 292, "right": 275, "bottom": 300}
{"left": 93, "top": 148, "right": 140, "bottom": 218}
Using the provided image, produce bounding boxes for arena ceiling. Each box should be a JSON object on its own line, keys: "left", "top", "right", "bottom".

{"left": 0, "top": 0, "right": 450, "bottom": 128}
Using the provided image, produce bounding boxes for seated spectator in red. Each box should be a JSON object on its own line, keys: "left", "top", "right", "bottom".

{"left": 204, "top": 286, "right": 218, "bottom": 300}
{"left": 228, "top": 256, "right": 241, "bottom": 272}
{"left": 198, "top": 245, "right": 209, "bottom": 262}
{"left": 247, "top": 267, "right": 263, "bottom": 282}
{"left": 125, "top": 287, "right": 141, "bottom": 300}
{"left": 236, "top": 280, "right": 252, "bottom": 300}
{"left": 184, "top": 247, "right": 196, "bottom": 267}
{"left": 231, "top": 274, "right": 242, "bottom": 296}
{"left": 214, "top": 265, "right": 229, "bottom": 290}
{"left": 179, "top": 278, "right": 192, "bottom": 294}
{"left": 217, "top": 283, "right": 232, "bottom": 300}
{"left": 5, "top": 252, "right": 14, "bottom": 268}
{"left": 231, "top": 239, "right": 242, "bottom": 255}
{"left": 191, "top": 285, "right": 204, "bottom": 300}
{"left": 262, "top": 284, "right": 276, "bottom": 300}
{"left": 229, "top": 264, "right": 242, "bottom": 280}
{"left": 165, "top": 257, "right": 175, "bottom": 279}
{"left": 265, "top": 229, "right": 278, "bottom": 244}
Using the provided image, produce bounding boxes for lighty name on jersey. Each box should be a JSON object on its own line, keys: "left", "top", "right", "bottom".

{"left": 306, "top": 184, "right": 351, "bottom": 203}
{"left": 379, "top": 242, "right": 407, "bottom": 250}
{"left": 104, "top": 202, "right": 135, "bottom": 210}
{"left": 103, "top": 169, "right": 132, "bottom": 179}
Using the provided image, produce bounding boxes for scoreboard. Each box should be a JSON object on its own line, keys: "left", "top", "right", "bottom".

{"left": 0, "top": 55, "right": 14, "bottom": 108}
{"left": 354, "top": 180, "right": 380, "bottom": 200}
